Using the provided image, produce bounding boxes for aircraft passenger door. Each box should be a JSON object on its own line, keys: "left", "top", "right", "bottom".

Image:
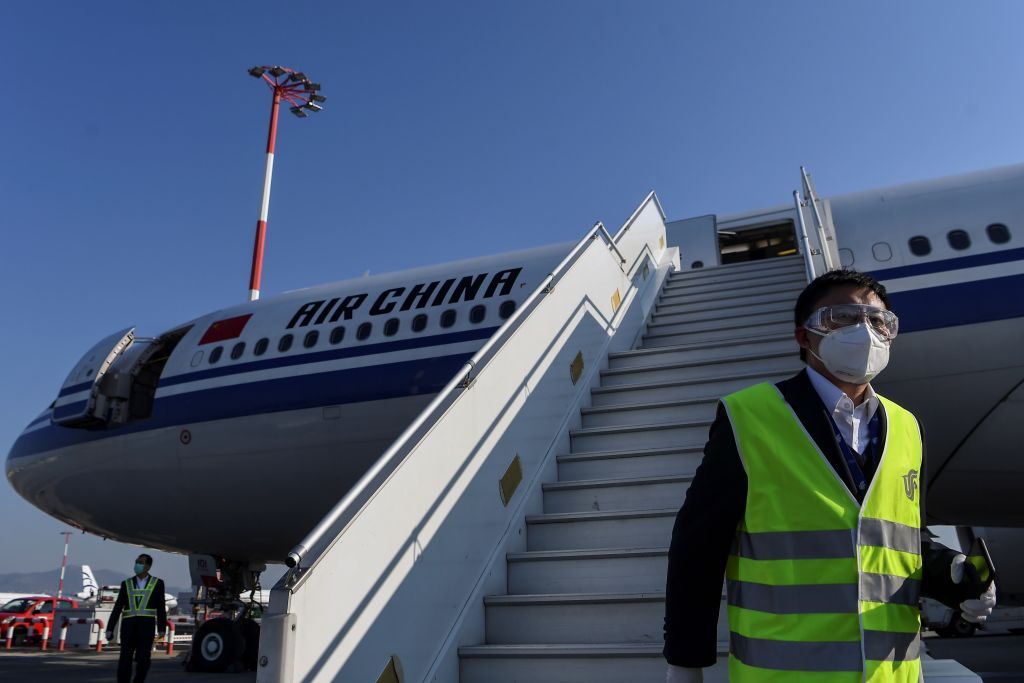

{"left": 52, "top": 327, "right": 135, "bottom": 426}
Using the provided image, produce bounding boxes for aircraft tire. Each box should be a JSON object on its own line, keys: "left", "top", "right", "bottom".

{"left": 191, "top": 618, "right": 244, "bottom": 672}
{"left": 239, "top": 618, "right": 260, "bottom": 671}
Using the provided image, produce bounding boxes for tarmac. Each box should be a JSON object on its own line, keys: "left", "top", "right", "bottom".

{"left": 0, "top": 632, "right": 1020, "bottom": 682}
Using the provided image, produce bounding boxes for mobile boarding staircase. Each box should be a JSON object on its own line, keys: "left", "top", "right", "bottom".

{"left": 257, "top": 182, "right": 981, "bottom": 682}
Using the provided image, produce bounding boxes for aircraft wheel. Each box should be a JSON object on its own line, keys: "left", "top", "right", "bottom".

{"left": 239, "top": 618, "right": 261, "bottom": 671}
{"left": 190, "top": 618, "right": 244, "bottom": 672}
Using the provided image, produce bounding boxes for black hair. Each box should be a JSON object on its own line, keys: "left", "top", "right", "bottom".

{"left": 137, "top": 554, "right": 153, "bottom": 566}
{"left": 794, "top": 269, "right": 891, "bottom": 361}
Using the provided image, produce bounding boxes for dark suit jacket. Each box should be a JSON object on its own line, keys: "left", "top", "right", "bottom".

{"left": 108, "top": 576, "right": 167, "bottom": 635}
{"left": 663, "top": 369, "right": 960, "bottom": 667}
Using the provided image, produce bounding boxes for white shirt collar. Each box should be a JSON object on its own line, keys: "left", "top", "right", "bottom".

{"left": 805, "top": 366, "right": 879, "bottom": 418}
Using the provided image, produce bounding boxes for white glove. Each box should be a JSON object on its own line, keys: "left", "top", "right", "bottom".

{"left": 951, "top": 553, "right": 997, "bottom": 623}
{"left": 961, "top": 580, "right": 997, "bottom": 623}
{"left": 667, "top": 664, "right": 703, "bottom": 683}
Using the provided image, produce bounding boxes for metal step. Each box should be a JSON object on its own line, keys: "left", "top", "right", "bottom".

{"left": 557, "top": 446, "right": 704, "bottom": 481}
{"left": 483, "top": 593, "right": 728, "bottom": 645}
{"left": 483, "top": 593, "right": 668, "bottom": 644}
{"left": 663, "top": 271, "right": 806, "bottom": 297}
{"left": 589, "top": 369, "right": 791, "bottom": 406}
{"left": 668, "top": 255, "right": 803, "bottom": 282}
{"left": 598, "top": 352, "right": 801, "bottom": 388}
{"left": 645, "top": 312, "right": 791, "bottom": 337}
{"left": 543, "top": 474, "right": 693, "bottom": 513}
{"left": 658, "top": 280, "right": 803, "bottom": 306}
{"left": 459, "top": 643, "right": 729, "bottom": 683}
{"left": 526, "top": 509, "right": 677, "bottom": 551}
{"left": 506, "top": 547, "right": 668, "bottom": 594}
{"left": 652, "top": 298, "right": 792, "bottom": 323}
{"left": 607, "top": 334, "right": 793, "bottom": 370}
{"left": 580, "top": 397, "right": 718, "bottom": 428}
{"left": 642, "top": 321, "right": 795, "bottom": 346}
{"left": 569, "top": 420, "right": 712, "bottom": 452}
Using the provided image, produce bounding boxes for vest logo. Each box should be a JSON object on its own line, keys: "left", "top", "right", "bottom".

{"left": 902, "top": 469, "right": 919, "bottom": 501}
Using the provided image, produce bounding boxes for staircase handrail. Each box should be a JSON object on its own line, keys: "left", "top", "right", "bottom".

{"left": 792, "top": 190, "right": 817, "bottom": 282}
{"left": 800, "top": 165, "right": 836, "bottom": 270}
{"left": 284, "top": 219, "right": 631, "bottom": 574}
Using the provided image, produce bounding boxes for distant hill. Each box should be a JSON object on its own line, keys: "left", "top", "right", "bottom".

{"left": 0, "top": 565, "right": 187, "bottom": 597}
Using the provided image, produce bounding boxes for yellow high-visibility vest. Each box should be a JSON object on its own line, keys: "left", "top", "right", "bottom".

{"left": 722, "top": 382, "right": 923, "bottom": 683}
{"left": 122, "top": 576, "right": 158, "bottom": 619}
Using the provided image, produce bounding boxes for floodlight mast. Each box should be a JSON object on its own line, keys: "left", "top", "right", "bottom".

{"left": 246, "top": 65, "right": 325, "bottom": 301}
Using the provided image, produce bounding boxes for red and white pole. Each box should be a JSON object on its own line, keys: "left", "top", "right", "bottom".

{"left": 248, "top": 89, "right": 281, "bottom": 301}
{"left": 56, "top": 532, "right": 72, "bottom": 598}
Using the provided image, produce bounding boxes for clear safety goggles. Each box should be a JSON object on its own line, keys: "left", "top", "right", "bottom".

{"left": 804, "top": 304, "right": 899, "bottom": 341}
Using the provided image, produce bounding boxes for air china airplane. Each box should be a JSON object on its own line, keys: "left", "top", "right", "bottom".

{"left": 6, "top": 163, "right": 1024, "bottom": 605}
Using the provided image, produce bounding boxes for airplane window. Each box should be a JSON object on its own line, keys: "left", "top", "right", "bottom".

{"left": 208, "top": 346, "right": 223, "bottom": 364}
{"left": 908, "top": 236, "right": 931, "bottom": 257}
{"left": 254, "top": 338, "right": 269, "bottom": 356}
{"left": 412, "top": 314, "right": 428, "bottom": 332}
{"left": 871, "top": 242, "right": 893, "bottom": 262}
{"left": 691, "top": 261, "right": 704, "bottom": 269}
{"left": 499, "top": 300, "right": 516, "bottom": 319}
{"left": 384, "top": 318, "right": 400, "bottom": 337}
{"left": 230, "top": 342, "right": 246, "bottom": 360}
{"left": 190, "top": 350, "right": 204, "bottom": 367}
{"left": 987, "top": 223, "right": 1011, "bottom": 244}
{"left": 304, "top": 330, "right": 319, "bottom": 348}
{"left": 278, "top": 334, "right": 293, "bottom": 352}
{"left": 440, "top": 309, "right": 457, "bottom": 329}
{"left": 469, "top": 305, "right": 486, "bottom": 324}
{"left": 329, "top": 326, "right": 345, "bottom": 345}
{"left": 356, "top": 322, "right": 372, "bottom": 340}
{"left": 839, "top": 248, "right": 855, "bottom": 267}
{"left": 947, "top": 229, "right": 971, "bottom": 251}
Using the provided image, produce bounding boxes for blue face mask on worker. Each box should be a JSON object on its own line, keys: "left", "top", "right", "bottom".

{"left": 134, "top": 562, "right": 146, "bottom": 575}
{"left": 804, "top": 304, "right": 899, "bottom": 384}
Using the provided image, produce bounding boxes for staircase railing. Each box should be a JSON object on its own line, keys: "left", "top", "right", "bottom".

{"left": 256, "top": 192, "right": 676, "bottom": 683}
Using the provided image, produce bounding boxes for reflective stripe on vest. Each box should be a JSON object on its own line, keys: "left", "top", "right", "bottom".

{"left": 722, "top": 382, "right": 923, "bottom": 682}
{"left": 122, "top": 576, "right": 158, "bottom": 619}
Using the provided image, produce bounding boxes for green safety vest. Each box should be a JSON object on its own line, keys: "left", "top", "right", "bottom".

{"left": 722, "top": 382, "right": 923, "bottom": 683}
{"left": 122, "top": 576, "right": 158, "bottom": 619}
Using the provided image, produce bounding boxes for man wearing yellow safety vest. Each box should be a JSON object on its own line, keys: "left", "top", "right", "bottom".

{"left": 106, "top": 554, "right": 167, "bottom": 683}
{"left": 664, "top": 269, "right": 997, "bottom": 682}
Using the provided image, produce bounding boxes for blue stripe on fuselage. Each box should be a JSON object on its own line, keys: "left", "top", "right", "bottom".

{"left": 885, "top": 272, "right": 1024, "bottom": 333}
{"left": 870, "top": 246, "right": 1024, "bottom": 281}
{"left": 9, "top": 352, "right": 473, "bottom": 461}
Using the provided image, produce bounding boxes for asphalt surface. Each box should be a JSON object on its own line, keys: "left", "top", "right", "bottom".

{"left": 0, "top": 634, "right": 1020, "bottom": 681}
{"left": 0, "top": 647, "right": 255, "bottom": 682}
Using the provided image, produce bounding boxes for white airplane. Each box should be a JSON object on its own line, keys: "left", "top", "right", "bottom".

{"left": 5, "top": 163, "right": 1024, "bottom": 605}
{"left": 0, "top": 592, "right": 49, "bottom": 607}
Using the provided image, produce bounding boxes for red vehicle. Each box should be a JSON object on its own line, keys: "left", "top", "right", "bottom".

{"left": 0, "top": 596, "right": 79, "bottom": 646}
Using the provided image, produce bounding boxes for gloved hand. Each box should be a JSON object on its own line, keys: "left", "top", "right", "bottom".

{"left": 666, "top": 664, "right": 703, "bottom": 683}
{"left": 951, "top": 553, "right": 997, "bottom": 623}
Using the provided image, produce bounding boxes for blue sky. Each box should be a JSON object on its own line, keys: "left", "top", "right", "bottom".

{"left": 2, "top": 1, "right": 1023, "bottom": 588}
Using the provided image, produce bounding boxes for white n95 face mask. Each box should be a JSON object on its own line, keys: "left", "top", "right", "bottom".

{"left": 808, "top": 322, "right": 890, "bottom": 384}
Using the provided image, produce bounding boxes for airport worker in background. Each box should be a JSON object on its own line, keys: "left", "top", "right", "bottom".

{"left": 663, "top": 269, "right": 997, "bottom": 682}
{"left": 106, "top": 554, "right": 167, "bottom": 683}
